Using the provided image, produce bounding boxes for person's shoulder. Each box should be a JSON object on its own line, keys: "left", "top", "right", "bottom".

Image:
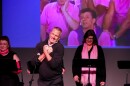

{"left": 54, "top": 42, "right": 64, "bottom": 51}
{"left": 36, "top": 40, "right": 47, "bottom": 48}
{"left": 9, "top": 51, "right": 16, "bottom": 55}
{"left": 36, "top": 41, "right": 44, "bottom": 46}
{"left": 69, "top": 30, "right": 78, "bottom": 35}
{"left": 97, "top": 45, "right": 103, "bottom": 49}
{"left": 70, "top": 25, "right": 82, "bottom": 34}
{"left": 45, "top": 2, "right": 57, "bottom": 8}
{"left": 69, "top": 26, "right": 81, "bottom": 36}
{"left": 77, "top": 44, "right": 83, "bottom": 49}
{"left": 56, "top": 42, "right": 64, "bottom": 48}
{"left": 43, "top": 2, "right": 57, "bottom": 10}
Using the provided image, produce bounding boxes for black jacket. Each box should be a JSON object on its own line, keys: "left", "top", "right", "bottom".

{"left": 72, "top": 45, "right": 106, "bottom": 86}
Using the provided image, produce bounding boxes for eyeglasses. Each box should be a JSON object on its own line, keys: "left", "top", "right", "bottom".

{"left": 86, "top": 38, "right": 93, "bottom": 40}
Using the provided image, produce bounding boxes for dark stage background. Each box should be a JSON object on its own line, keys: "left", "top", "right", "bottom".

{"left": 13, "top": 47, "right": 130, "bottom": 86}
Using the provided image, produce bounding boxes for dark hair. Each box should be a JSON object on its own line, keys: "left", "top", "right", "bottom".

{"left": 0, "top": 36, "right": 11, "bottom": 50}
{"left": 83, "top": 29, "right": 98, "bottom": 45}
{"left": 79, "top": 8, "right": 97, "bottom": 19}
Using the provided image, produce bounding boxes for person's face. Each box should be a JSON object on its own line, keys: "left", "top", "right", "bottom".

{"left": 49, "top": 28, "right": 61, "bottom": 44}
{"left": 85, "top": 36, "right": 93, "bottom": 46}
{"left": 0, "top": 40, "right": 9, "bottom": 51}
{"left": 57, "top": 0, "right": 67, "bottom": 5}
{"left": 80, "top": 12, "right": 95, "bottom": 29}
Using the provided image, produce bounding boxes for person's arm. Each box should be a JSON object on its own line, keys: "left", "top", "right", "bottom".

{"left": 43, "top": 45, "right": 52, "bottom": 61}
{"left": 72, "top": 46, "right": 82, "bottom": 82}
{"left": 43, "top": 45, "right": 65, "bottom": 74}
{"left": 62, "top": 60, "right": 65, "bottom": 74}
{"left": 68, "top": 31, "right": 79, "bottom": 46}
{"left": 80, "top": 0, "right": 96, "bottom": 11}
{"left": 86, "top": 0, "right": 97, "bottom": 13}
{"left": 114, "top": 8, "right": 130, "bottom": 38}
{"left": 13, "top": 54, "right": 22, "bottom": 74}
{"left": 40, "top": 0, "right": 49, "bottom": 14}
{"left": 27, "top": 42, "right": 45, "bottom": 74}
{"left": 98, "top": 0, "right": 115, "bottom": 46}
{"left": 98, "top": 45, "right": 106, "bottom": 85}
{"left": 37, "top": 53, "right": 46, "bottom": 62}
{"left": 102, "top": 0, "right": 115, "bottom": 31}
{"left": 40, "top": 25, "right": 47, "bottom": 41}
{"left": 44, "top": 44, "right": 64, "bottom": 69}
{"left": 35, "top": 42, "right": 46, "bottom": 64}
{"left": 40, "top": 5, "right": 48, "bottom": 41}
{"left": 80, "top": 0, "right": 88, "bottom": 9}
{"left": 61, "top": 1, "right": 79, "bottom": 30}
{"left": 13, "top": 54, "right": 20, "bottom": 62}
{"left": 85, "top": 0, "right": 108, "bottom": 16}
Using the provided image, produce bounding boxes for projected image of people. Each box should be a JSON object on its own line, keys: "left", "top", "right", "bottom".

{"left": 40, "top": 0, "right": 80, "bottom": 45}
{"left": 110, "top": 0, "right": 130, "bottom": 46}
{"left": 79, "top": 0, "right": 130, "bottom": 46}
{"left": 68, "top": 8, "right": 102, "bottom": 46}
{"left": 40, "top": 0, "right": 58, "bottom": 14}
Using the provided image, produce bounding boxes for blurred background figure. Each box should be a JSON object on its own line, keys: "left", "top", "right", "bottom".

{"left": 80, "top": 0, "right": 130, "bottom": 46}
{"left": 40, "top": 0, "right": 57, "bottom": 14}
{"left": 99, "top": 0, "right": 130, "bottom": 46}
{"left": 110, "top": 0, "right": 130, "bottom": 46}
{"left": 68, "top": 8, "right": 102, "bottom": 46}
{"left": 80, "top": 0, "right": 110, "bottom": 28}
{"left": 40, "top": 0, "right": 49, "bottom": 14}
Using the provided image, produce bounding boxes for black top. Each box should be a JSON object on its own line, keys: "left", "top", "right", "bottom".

{"left": 0, "top": 51, "right": 19, "bottom": 86}
{"left": 0, "top": 51, "right": 15, "bottom": 59}
{"left": 35, "top": 39, "right": 64, "bottom": 80}
{"left": 0, "top": 51, "right": 17, "bottom": 73}
{"left": 72, "top": 45, "right": 106, "bottom": 86}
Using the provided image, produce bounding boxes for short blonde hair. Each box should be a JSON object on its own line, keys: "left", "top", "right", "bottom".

{"left": 53, "top": 27, "right": 62, "bottom": 33}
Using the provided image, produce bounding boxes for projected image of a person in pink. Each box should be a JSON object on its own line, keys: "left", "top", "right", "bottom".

{"left": 40, "top": 0, "right": 80, "bottom": 45}
{"left": 79, "top": 0, "right": 130, "bottom": 46}
{"left": 99, "top": 0, "right": 130, "bottom": 46}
